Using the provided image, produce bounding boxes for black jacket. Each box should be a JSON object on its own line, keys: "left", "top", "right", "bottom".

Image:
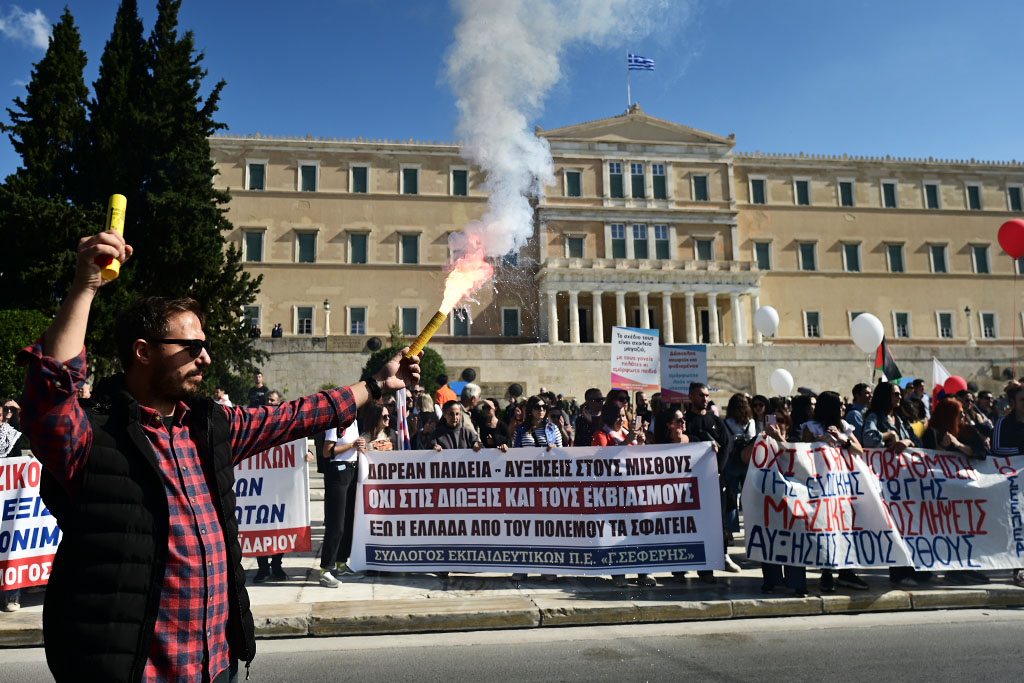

{"left": 40, "top": 379, "right": 256, "bottom": 682}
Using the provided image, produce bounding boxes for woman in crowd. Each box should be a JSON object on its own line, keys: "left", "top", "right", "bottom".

{"left": 788, "top": 394, "right": 815, "bottom": 441}
{"left": 414, "top": 412, "right": 439, "bottom": 450}
{"left": 477, "top": 399, "right": 511, "bottom": 451}
{"left": 801, "top": 391, "right": 870, "bottom": 592}
{"left": 743, "top": 411, "right": 807, "bottom": 595}
{"left": 513, "top": 395, "right": 563, "bottom": 448}
{"left": 723, "top": 394, "right": 756, "bottom": 539}
{"left": 360, "top": 403, "right": 397, "bottom": 451}
{"left": 750, "top": 395, "right": 769, "bottom": 433}
{"left": 505, "top": 401, "right": 524, "bottom": 437}
{"left": 593, "top": 400, "right": 653, "bottom": 587}
{"left": 652, "top": 407, "right": 689, "bottom": 445}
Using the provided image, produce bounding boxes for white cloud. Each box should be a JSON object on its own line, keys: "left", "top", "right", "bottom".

{"left": 0, "top": 6, "right": 50, "bottom": 50}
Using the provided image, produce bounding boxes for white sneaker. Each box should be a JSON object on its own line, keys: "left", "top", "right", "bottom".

{"left": 319, "top": 570, "right": 341, "bottom": 588}
{"left": 2, "top": 601, "right": 19, "bottom": 612}
{"left": 724, "top": 555, "right": 742, "bottom": 573}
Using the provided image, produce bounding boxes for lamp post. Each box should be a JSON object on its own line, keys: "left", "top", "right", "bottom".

{"left": 324, "top": 299, "right": 331, "bottom": 337}
{"left": 965, "top": 305, "right": 976, "bottom": 347}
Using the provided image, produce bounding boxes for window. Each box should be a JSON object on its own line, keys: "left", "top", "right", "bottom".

{"left": 632, "top": 224, "right": 648, "bottom": 259}
{"left": 502, "top": 308, "right": 520, "bottom": 337}
{"left": 451, "top": 168, "right": 468, "bottom": 196}
{"left": 401, "top": 167, "right": 419, "bottom": 195}
{"left": 243, "top": 230, "right": 264, "bottom": 262}
{"left": 502, "top": 251, "right": 518, "bottom": 267}
{"left": 693, "top": 174, "right": 709, "bottom": 201}
{"left": 804, "top": 311, "right": 821, "bottom": 338}
{"left": 1018, "top": 256, "right": 1024, "bottom": 275}
{"left": 848, "top": 311, "right": 865, "bottom": 331}
{"left": 611, "top": 224, "right": 626, "bottom": 258}
{"left": 799, "top": 242, "right": 817, "bottom": 271}
{"left": 246, "top": 161, "right": 266, "bottom": 191}
{"left": 881, "top": 181, "right": 898, "bottom": 208}
{"left": 630, "top": 163, "right": 645, "bottom": 198}
{"left": 349, "top": 307, "right": 366, "bottom": 335}
{"left": 754, "top": 241, "right": 772, "bottom": 270}
{"left": 887, "top": 244, "right": 905, "bottom": 273}
{"left": 297, "top": 306, "right": 313, "bottom": 335}
{"left": 843, "top": 243, "right": 861, "bottom": 272}
{"left": 925, "top": 182, "right": 940, "bottom": 209}
{"left": 653, "top": 225, "right": 670, "bottom": 260}
{"left": 695, "top": 238, "right": 714, "bottom": 261}
{"left": 838, "top": 180, "right": 854, "bottom": 207}
{"left": 973, "top": 245, "right": 990, "bottom": 274}
{"left": 296, "top": 232, "right": 317, "bottom": 263}
{"left": 400, "top": 307, "right": 418, "bottom": 336}
{"left": 652, "top": 164, "right": 667, "bottom": 199}
{"left": 298, "top": 162, "right": 318, "bottom": 192}
{"left": 893, "top": 312, "right": 911, "bottom": 338}
{"left": 565, "top": 170, "right": 581, "bottom": 197}
{"left": 567, "top": 236, "right": 585, "bottom": 259}
{"left": 243, "top": 306, "right": 260, "bottom": 330}
{"left": 794, "top": 179, "right": 811, "bottom": 206}
{"left": 966, "top": 183, "right": 982, "bottom": 210}
{"left": 1009, "top": 185, "right": 1023, "bottom": 212}
{"left": 349, "top": 233, "right": 368, "bottom": 264}
{"left": 750, "top": 177, "right": 766, "bottom": 204}
{"left": 452, "top": 307, "right": 470, "bottom": 336}
{"left": 351, "top": 166, "right": 369, "bottom": 193}
{"left": 930, "top": 244, "right": 948, "bottom": 273}
{"left": 609, "top": 162, "right": 624, "bottom": 198}
{"left": 937, "top": 312, "right": 954, "bottom": 339}
{"left": 401, "top": 234, "right": 419, "bottom": 264}
{"left": 981, "top": 312, "right": 997, "bottom": 339}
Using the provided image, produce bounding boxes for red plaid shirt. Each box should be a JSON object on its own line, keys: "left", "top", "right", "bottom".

{"left": 20, "top": 342, "right": 356, "bottom": 683}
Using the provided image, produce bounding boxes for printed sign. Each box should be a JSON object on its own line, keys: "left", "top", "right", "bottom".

{"left": 743, "top": 439, "right": 1024, "bottom": 570}
{"left": 0, "top": 456, "right": 61, "bottom": 590}
{"left": 611, "top": 326, "right": 660, "bottom": 393}
{"left": 350, "top": 443, "right": 724, "bottom": 574}
{"left": 234, "top": 437, "right": 312, "bottom": 557}
{"left": 660, "top": 344, "right": 708, "bottom": 402}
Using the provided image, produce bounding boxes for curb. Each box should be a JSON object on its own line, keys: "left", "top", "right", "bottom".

{"left": 2, "top": 585, "right": 1022, "bottom": 647}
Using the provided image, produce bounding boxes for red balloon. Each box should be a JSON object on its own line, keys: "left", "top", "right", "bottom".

{"left": 944, "top": 376, "right": 968, "bottom": 395}
{"left": 998, "top": 219, "right": 1024, "bottom": 259}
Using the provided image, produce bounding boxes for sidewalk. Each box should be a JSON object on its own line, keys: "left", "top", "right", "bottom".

{"left": 4, "top": 490, "right": 1023, "bottom": 646}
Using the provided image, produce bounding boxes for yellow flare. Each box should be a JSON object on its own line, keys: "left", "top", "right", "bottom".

{"left": 100, "top": 194, "right": 127, "bottom": 281}
{"left": 406, "top": 311, "right": 447, "bottom": 357}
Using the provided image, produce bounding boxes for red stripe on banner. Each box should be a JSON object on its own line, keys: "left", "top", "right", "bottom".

{"left": 362, "top": 477, "right": 701, "bottom": 515}
{"left": 239, "top": 526, "right": 311, "bottom": 557}
{"left": 0, "top": 553, "right": 56, "bottom": 590}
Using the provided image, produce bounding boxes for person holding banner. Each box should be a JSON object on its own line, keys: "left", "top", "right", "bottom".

{"left": 318, "top": 421, "right": 365, "bottom": 588}
{"left": 430, "top": 401, "right": 483, "bottom": 451}
{"left": 16, "top": 228, "right": 421, "bottom": 683}
{"left": 862, "top": 382, "right": 918, "bottom": 452}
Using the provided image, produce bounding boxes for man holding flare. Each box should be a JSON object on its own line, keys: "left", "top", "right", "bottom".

{"left": 17, "top": 228, "right": 421, "bottom": 683}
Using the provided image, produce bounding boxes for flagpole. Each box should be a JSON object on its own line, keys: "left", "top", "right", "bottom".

{"left": 626, "top": 51, "right": 631, "bottom": 109}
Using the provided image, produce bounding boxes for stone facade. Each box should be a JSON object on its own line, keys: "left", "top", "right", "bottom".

{"left": 211, "top": 106, "right": 1023, "bottom": 400}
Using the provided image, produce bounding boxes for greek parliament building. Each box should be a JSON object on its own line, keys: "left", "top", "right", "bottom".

{"left": 210, "top": 106, "right": 1019, "bottom": 400}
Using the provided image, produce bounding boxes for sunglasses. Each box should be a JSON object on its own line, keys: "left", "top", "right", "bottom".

{"left": 147, "top": 338, "right": 212, "bottom": 358}
{"left": 534, "top": 404, "right": 547, "bottom": 409}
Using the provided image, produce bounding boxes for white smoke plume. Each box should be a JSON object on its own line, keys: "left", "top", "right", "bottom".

{"left": 444, "top": 0, "right": 669, "bottom": 262}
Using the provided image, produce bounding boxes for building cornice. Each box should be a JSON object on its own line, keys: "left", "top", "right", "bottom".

{"left": 736, "top": 150, "right": 1024, "bottom": 172}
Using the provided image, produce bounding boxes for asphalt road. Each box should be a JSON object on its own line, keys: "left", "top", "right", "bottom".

{"left": 3, "top": 608, "right": 1022, "bottom": 682}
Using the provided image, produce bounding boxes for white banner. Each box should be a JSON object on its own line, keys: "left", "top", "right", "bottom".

{"left": 0, "top": 456, "right": 61, "bottom": 590}
{"left": 611, "top": 326, "right": 660, "bottom": 393}
{"left": 234, "top": 437, "right": 311, "bottom": 557}
{"left": 351, "top": 443, "right": 724, "bottom": 574}
{"left": 743, "top": 439, "right": 1024, "bottom": 570}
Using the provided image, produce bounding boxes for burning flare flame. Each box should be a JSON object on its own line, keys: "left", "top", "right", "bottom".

{"left": 440, "top": 233, "right": 494, "bottom": 314}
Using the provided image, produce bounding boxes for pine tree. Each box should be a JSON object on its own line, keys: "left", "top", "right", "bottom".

{"left": 0, "top": 8, "right": 96, "bottom": 313}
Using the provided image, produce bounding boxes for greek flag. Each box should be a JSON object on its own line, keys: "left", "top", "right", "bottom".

{"left": 628, "top": 53, "right": 655, "bottom": 71}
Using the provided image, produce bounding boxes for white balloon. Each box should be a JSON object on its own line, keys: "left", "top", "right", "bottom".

{"left": 850, "top": 313, "right": 884, "bottom": 354}
{"left": 753, "top": 306, "right": 780, "bottom": 337}
{"left": 770, "top": 369, "right": 794, "bottom": 396}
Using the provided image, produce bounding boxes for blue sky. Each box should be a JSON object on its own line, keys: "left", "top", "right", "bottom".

{"left": 1, "top": 0, "right": 1023, "bottom": 178}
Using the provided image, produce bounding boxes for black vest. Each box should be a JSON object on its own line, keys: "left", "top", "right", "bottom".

{"left": 39, "top": 382, "right": 256, "bottom": 682}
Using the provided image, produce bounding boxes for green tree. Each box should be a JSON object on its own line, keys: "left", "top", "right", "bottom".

{"left": 0, "top": 310, "right": 52, "bottom": 398}
{"left": 361, "top": 346, "right": 446, "bottom": 398}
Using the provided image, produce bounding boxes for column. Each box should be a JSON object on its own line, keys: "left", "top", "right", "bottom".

{"left": 615, "top": 291, "right": 627, "bottom": 328}
{"left": 730, "top": 293, "right": 743, "bottom": 345}
{"left": 547, "top": 289, "right": 560, "bottom": 343}
{"left": 324, "top": 309, "right": 331, "bottom": 337}
{"left": 568, "top": 290, "right": 580, "bottom": 344}
{"left": 708, "top": 292, "right": 720, "bottom": 345}
{"left": 685, "top": 292, "right": 697, "bottom": 344}
{"left": 592, "top": 291, "right": 605, "bottom": 344}
{"left": 638, "top": 292, "right": 650, "bottom": 329}
{"left": 750, "top": 294, "right": 763, "bottom": 344}
{"left": 661, "top": 293, "right": 674, "bottom": 345}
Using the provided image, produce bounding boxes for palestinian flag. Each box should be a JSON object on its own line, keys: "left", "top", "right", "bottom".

{"left": 875, "top": 338, "right": 902, "bottom": 381}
